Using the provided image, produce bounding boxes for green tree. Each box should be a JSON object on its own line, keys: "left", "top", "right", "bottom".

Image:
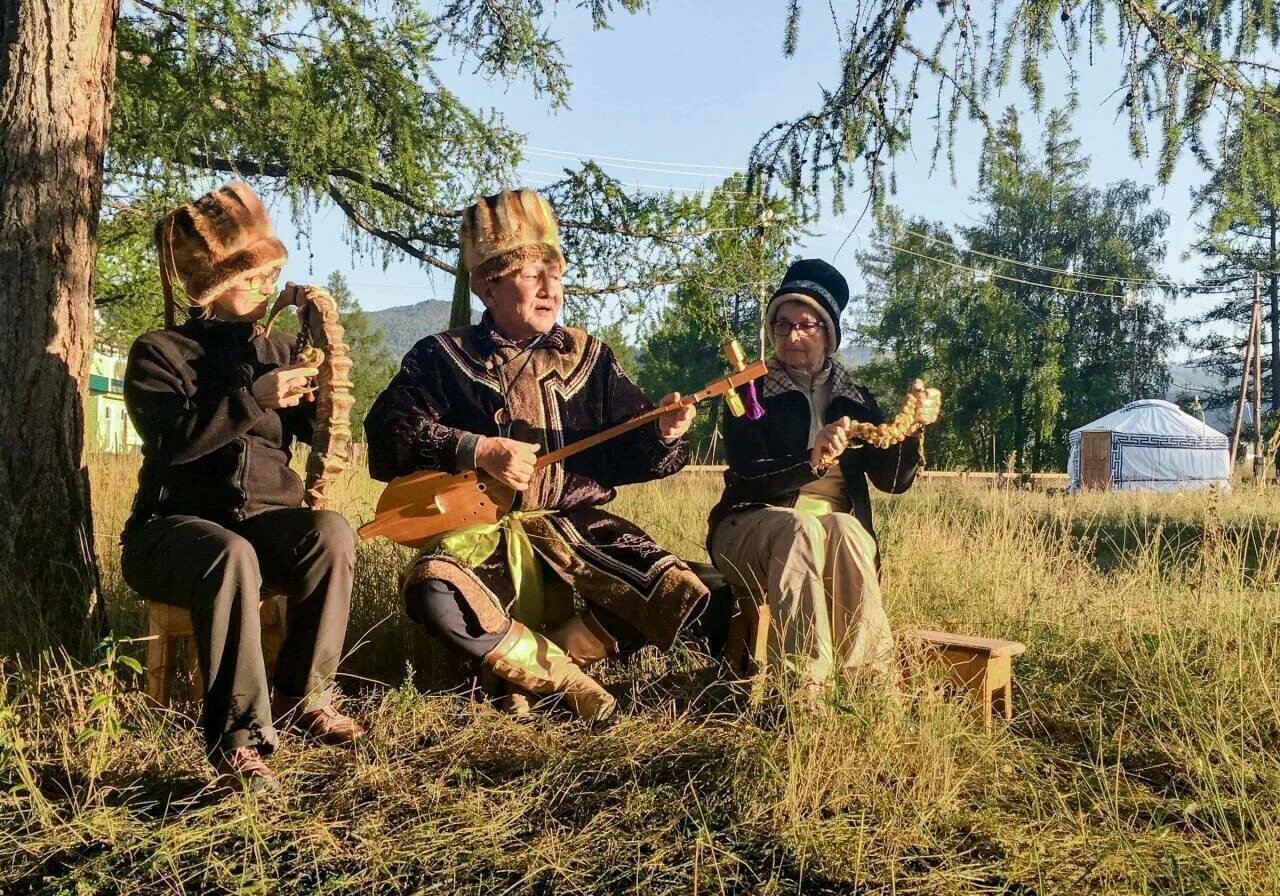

{"left": 638, "top": 177, "right": 804, "bottom": 456}
{"left": 94, "top": 192, "right": 178, "bottom": 351}
{"left": 322, "top": 272, "right": 398, "bottom": 443}
{"left": 1184, "top": 116, "right": 1280, "bottom": 418}
{"left": 857, "top": 110, "right": 1174, "bottom": 471}
{"left": 754, "top": 1, "right": 1280, "bottom": 231}
{"left": 100, "top": 1, "right": 755, "bottom": 333}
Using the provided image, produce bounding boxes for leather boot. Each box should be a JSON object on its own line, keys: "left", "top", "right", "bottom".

{"left": 478, "top": 668, "right": 534, "bottom": 720}
{"left": 546, "top": 611, "right": 619, "bottom": 668}
{"left": 483, "top": 622, "right": 617, "bottom": 723}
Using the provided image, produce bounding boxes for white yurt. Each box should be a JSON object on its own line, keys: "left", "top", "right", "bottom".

{"left": 1066, "top": 399, "right": 1230, "bottom": 492}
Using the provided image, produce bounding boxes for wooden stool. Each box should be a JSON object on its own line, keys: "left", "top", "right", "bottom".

{"left": 144, "top": 595, "right": 287, "bottom": 704}
{"left": 724, "top": 592, "right": 770, "bottom": 678}
{"left": 903, "top": 629, "right": 1027, "bottom": 730}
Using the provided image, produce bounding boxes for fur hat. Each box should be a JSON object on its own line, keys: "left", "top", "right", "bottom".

{"left": 764, "top": 258, "right": 850, "bottom": 352}
{"left": 459, "top": 189, "right": 565, "bottom": 285}
{"left": 155, "top": 182, "right": 288, "bottom": 327}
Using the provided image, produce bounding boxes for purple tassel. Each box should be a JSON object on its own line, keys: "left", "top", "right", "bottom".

{"left": 742, "top": 382, "right": 764, "bottom": 420}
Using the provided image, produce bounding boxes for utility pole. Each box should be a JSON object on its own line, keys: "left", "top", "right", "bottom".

{"left": 1255, "top": 271, "right": 1266, "bottom": 483}
{"left": 1229, "top": 279, "right": 1258, "bottom": 470}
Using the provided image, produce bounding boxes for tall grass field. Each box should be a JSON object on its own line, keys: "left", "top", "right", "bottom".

{"left": 4, "top": 453, "right": 1280, "bottom": 894}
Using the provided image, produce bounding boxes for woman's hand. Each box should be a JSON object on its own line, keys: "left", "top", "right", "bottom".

{"left": 475, "top": 436, "right": 541, "bottom": 491}
{"left": 251, "top": 363, "right": 318, "bottom": 409}
{"left": 810, "top": 416, "right": 851, "bottom": 469}
{"left": 913, "top": 384, "right": 943, "bottom": 427}
{"left": 657, "top": 392, "right": 696, "bottom": 441}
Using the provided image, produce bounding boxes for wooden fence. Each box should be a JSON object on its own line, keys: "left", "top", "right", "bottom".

{"left": 681, "top": 466, "right": 1070, "bottom": 488}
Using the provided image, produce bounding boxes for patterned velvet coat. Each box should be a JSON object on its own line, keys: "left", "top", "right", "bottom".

{"left": 365, "top": 313, "right": 708, "bottom": 649}
{"left": 708, "top": 357, "right": 922, "bottom": 569}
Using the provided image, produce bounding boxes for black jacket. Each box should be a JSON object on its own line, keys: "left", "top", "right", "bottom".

{"left": 122, "top": 316, "right": 314, "bottom": 539}
{"left": 708, "top": 358, "right": 921, "bottom": 565}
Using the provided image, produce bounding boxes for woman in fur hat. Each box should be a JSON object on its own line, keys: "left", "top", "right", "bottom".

{"left": 708, "top": 259, "right": 942, "bottom": 692}
{"left": 121, "top": 182, "right": 363, "bottom": 792}
{"left": 365, "top": 188, "right": 728, "bottom": 723}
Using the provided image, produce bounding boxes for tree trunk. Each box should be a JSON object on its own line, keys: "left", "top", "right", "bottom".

{"left": 0, "top": 0, "right": 120, "bottom": 656}
{"left": 1011, "top": 377, "right": 1026, "bottom": 473}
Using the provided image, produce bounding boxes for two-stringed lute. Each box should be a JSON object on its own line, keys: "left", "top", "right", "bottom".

{"left": 358, "top": 345, "right": 766, "bottom": 549}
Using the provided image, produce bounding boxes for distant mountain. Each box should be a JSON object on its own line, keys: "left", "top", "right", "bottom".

{"left": 367, "top": 300, "right": 479, "bottom": 362}
{"left": 837, "top": 344, "right": 874, "bottom": 370}
{"left": 1167, "top": 363, "right": 1231, "bottom": 431}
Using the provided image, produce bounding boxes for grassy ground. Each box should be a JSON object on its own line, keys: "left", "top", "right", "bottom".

{"left": 4, "top": 456, "right": 1280, "bottom": 894}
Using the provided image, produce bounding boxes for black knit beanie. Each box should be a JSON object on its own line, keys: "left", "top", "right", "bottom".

{"left": 765, "top": 259, "right": 850, "bottom": 349}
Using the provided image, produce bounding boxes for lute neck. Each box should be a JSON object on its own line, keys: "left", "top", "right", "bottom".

{"left": 534, "top": 393, "right": 700, "bottom": 470}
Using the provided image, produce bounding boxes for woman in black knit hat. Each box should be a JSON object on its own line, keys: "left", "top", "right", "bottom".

{"left": 707, "top": 259, "right": 941, "bottom": 692}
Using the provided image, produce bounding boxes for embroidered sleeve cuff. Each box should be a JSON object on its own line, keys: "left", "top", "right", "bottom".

{"left": 455, "top": 432, "right": 482, "bottom": 470}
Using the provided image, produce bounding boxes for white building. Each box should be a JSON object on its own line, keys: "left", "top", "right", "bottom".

{"left": 1066, "top": 399, "right": 1230, "bottom": 492}
{"left": 88, "top": 351, "right": 141, "bottom": 453}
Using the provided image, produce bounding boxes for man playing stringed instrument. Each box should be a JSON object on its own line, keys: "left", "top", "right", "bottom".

{"left": 365, "top": 189, "right": 719, "bottom": 723}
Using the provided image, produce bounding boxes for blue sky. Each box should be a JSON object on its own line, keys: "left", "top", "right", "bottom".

{"left": 271, "top": 2, "right": 1217, "bottom": 333}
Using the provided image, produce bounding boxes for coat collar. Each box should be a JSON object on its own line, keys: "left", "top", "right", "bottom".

{"left": 472, "top": 310, "right": 574, "bottom": 356}
{"left": 760, "top": 355, "right": 867, "bottom": 404}
{"left": 177, "top": 314, "right": 260, "bottom": 343}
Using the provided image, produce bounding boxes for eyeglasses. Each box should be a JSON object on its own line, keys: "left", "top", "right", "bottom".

{"left": 244, "top": 270, "right": 281, "bottom": 292}
{"left": 771, "top": 320, "right": 827, "bottom": 338}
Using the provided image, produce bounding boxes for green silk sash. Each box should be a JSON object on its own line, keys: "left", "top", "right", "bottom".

{"left": 434, "top": 510, "right": 556, "bottom": 629}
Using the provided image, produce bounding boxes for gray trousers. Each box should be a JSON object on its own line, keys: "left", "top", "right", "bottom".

{"left": 122, "top": 508, "right": 355, "bottom": 756}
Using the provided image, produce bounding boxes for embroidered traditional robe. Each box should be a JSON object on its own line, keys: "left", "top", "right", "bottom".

{"left": 364, "top": 314, "right": 708, "bottom": 648}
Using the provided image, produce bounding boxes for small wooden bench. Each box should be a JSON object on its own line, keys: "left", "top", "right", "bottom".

{"left": 902, "top": 629, "right": 1027, "bottom": 730}
{"left": 144, "top": 596, "right": 287, "bottom": 704}
{"left": 724, "top": 599, "right": 1027, "bottom": 728}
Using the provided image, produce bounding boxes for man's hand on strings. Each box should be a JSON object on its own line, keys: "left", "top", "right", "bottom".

{"left": 657, "top": 392, "right": 696, "bottom": 441}
{"left": 475, "top": 437, "right": 540, "bottom": 491}
{"left": 811, "top": 417, "right": 852, "bottom": 469}
{"left": 252, "top": 363, "right": 318, "bottom": 409}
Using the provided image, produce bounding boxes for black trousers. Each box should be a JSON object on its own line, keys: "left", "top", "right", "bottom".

{"left": 122, "top": 508, "right": 355, "bottom": 757}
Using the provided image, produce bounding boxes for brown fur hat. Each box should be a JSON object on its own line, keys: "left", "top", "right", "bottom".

{"left": 459, "top": 188, "right": 565, "bottom": 287}
{"left": 154, "top": 182, "right": 288, "bottom": 327}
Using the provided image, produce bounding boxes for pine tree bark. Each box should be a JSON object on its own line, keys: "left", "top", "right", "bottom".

{"left": 0, "top": 0, "right": 120, "bottom": 656}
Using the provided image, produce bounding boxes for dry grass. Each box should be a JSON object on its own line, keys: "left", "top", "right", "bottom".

{"left": 3, "top": 456, "right": 1280, "bottom": 894}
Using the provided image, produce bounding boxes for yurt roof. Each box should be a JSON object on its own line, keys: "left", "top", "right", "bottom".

{"left": 1069, "top": 399, "right": 1227, "bottom": 442}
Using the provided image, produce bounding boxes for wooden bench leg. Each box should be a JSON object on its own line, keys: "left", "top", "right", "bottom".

{"left": 144, "top": 597, "right": 288, "bottom": 705}
{"left": 726, "top": 595, "right": 769, "bottom": 674}
{"left": 145, "top": 602, "right": 171, "bottom": 703}
{"left": 940, "top": 648, "right": 994, "bottom": 732}
{"left": 146, "top": 602, "right": 193, "bottom": 704}
{"left": 987, "top": 655, "right": 1013, "bottom": 724}
{"left": 259, "top": 594, "right": 287, "bottom": 675}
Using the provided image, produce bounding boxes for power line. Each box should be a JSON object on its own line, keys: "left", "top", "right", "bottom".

{"left": 524, "top": 153, "right": 744, "bottom": 181}
{"left": 518, "top": 168, "right": 752, "bottom": 196}
{"left": 836, "top": 225, "right": 1165, "bottom": 300}
{"left": 836, "top": 223, "right": 1273, "bottom": 299}
{"left": 529, "top": 147, "right": 1277, "bottom": 293}
{"left": 899, "top": 225, "right": 1278, "bottom": 290}
{"left": 526, "top": 145, "right": 740, "bottom": 173}
{"left": 899, "top": 225, "right": 1180, "bottom": 288}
